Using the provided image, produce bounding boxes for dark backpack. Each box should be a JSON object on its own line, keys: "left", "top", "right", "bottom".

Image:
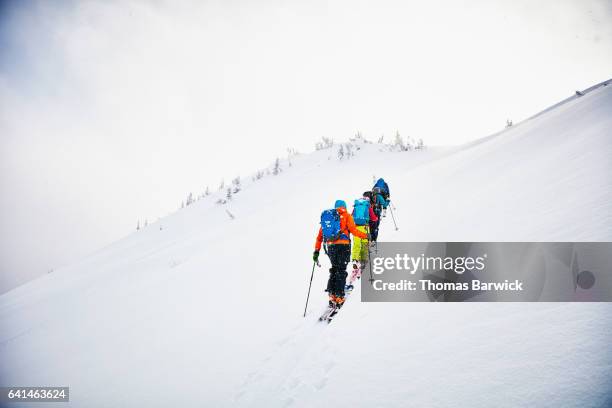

{"left": 371, "top": 190, "right": 383, "bottom": 214}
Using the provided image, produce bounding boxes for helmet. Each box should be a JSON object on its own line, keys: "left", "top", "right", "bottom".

{"left": 334, "top": 200, "right": 347, "bottom": 209}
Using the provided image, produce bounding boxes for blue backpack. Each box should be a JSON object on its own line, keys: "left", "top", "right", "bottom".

{"left": 374, "top": 178, "right": 390, "bottom": 199}
{"left": 352, "top": 199, "right": 370, "bottom": 226}
{"left": 320, "top": 209, "right": 342, "bottom": 242}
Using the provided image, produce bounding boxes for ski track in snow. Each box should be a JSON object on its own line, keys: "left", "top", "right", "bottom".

{"left": 234, "top": 283, "right": 364, "bottom": 407}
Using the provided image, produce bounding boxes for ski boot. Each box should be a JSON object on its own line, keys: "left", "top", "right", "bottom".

{"left": 328, "top": 294, "right": 337, "bottom": 309}
{"left": 334, "top": 295, "right": 345, "bottom": 309}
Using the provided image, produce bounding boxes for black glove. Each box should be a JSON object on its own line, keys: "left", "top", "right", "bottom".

{"left": 313, "top": 251, "right": 320, "bottom": 263}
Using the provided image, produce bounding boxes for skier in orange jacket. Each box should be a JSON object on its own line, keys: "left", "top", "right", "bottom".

{"left": 313, "top": 200, "right": 368, "bottom": 307}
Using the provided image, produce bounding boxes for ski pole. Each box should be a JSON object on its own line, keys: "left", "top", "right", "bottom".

{"left": 303, "top": 261, "right": 318, "bottom": 317}
{"left": 366, "top": 227, "right": 374, "bottom": 283}
{"left": 389, "top": 206, "right": 399, "bottom": 231}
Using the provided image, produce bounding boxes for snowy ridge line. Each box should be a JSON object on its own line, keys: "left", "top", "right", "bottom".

{"left": 171, "top": 77, "right": 612, "bottom": 225}
{"left": 459, "top": 77, "right": 612, "bottom": 151}
{"left": 524, "top": 77, "right": 612, "bottom": 122}
{"left": 579, "top": 77, "right": 612, "bottom": 95}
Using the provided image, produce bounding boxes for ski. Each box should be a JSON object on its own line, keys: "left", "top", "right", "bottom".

{"left": 319, "top": 304, "right": 341, "bottom": 323}
{"left": 325, "top": 308, "right": 340, "bottom": 322}
{"left": 325, "top": 305, "right": 342, "bottom": 323}
{"left": 349, "top": 265, "right": 362, "bottom": 284}
{"left": 319, "top": 305, "right": 337, "bottom": 322}
{"left": 325, "top": 286, "right": 355, "bottom": 324}
{"left": 345, "top": 272, "right": 359, "bottom": 293}
{"left": 319, "top": 262, "right": 364, "bottom": 323}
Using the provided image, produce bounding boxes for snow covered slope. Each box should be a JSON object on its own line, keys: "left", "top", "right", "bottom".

{"left": 1, "top": 82, "right": 611, "bottom": 407}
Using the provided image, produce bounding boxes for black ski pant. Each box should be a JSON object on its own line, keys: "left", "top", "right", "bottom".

{"left": 370, "top": 219, "right": 380, "bottom": 242}
{"left": 326, "top": 244, "right": 350, "bottom": 298}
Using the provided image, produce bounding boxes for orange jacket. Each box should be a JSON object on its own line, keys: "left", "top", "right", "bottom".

{"left": 315, "top": 207, "right": 368, "bottom": 251}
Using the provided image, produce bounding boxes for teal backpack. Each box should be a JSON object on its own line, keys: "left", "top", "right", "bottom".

{"left": 352, "top": 199, "right": 370, "bottom": 226}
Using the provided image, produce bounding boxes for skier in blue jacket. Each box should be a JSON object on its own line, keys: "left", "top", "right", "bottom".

{"left": 374, "top": 178, "right": 390, "bottom": 202}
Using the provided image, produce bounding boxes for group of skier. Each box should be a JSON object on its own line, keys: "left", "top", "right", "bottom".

{"left": 312, "top": 178, "right": 391, "bottom": 311}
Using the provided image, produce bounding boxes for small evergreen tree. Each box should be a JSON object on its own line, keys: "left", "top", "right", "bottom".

{"left": 316, "top": 137, "right": 334, "bottom": 150}
{"left": 186, "top": 192, "right": 194, "bottom": 206}
{"left": 345, "top": 143, "right": 353, "bottom": 158}
{"left": 406, "top": 137, "right": 414, "bottom": 151}
{"left": 226, "top": 188, "right": 232, "bottom": 201}
{"left": 273, "top": 158, "right": 281, "bottom": 175}
{"left": 232, "top": 176, "right": 241, "bottom": 193}
{"left": 394, "top": 131, "right": 405, "bottom": 151}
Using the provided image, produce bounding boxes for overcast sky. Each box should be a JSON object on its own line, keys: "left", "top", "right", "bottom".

{"left": 1, "top": 0, "right": 611, "bottom": 293}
